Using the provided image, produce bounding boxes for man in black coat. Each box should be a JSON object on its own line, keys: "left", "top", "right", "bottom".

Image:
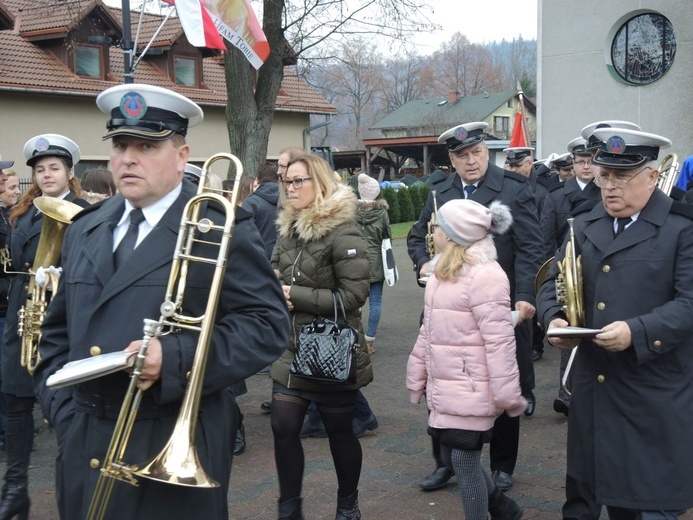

{"left": 542, "top": 138, "right": 602, "bottom": 415}
{"left": 33, "top": 84, "right": 289, "bottom": 520}
{"left": 408, "top": 122, "right": 544, "bottom": 493}
{"left": 538, "top": 127, "right": 693, "bottom": 519}
{"left": 504, "top": 146, "right": 554, "bottom": 364}
{"left": 242, "top": 160, "right": 280, "bottom": 259}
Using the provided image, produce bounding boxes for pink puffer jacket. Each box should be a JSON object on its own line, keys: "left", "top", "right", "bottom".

{"left": 406, "top": 237, "right": 527, "bottom": 431}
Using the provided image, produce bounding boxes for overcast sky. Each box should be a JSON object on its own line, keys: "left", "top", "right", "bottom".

{"left": 104, "top": 0, "right": 538, "bottom": 52}
{"left": 412, "top": 0, "right": 538, "bottom": 52}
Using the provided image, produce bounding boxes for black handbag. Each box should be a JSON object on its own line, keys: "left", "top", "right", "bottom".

{"left": 289, "top": 291, "right": 358, "bottom": 385}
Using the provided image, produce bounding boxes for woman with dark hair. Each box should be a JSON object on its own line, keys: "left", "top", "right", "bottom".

{"left": 270, "top": 154, "right": 372, "bottom": 520}
{"left": 80, "top": 167, "right": 116, "bottom": 204}
{"left": 0, "top": 134, "right": 88, "bottom": 520}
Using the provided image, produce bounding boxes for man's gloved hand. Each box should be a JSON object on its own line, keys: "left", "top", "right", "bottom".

{"left": 35, "top": 266, "right": 62, "bottom": 291}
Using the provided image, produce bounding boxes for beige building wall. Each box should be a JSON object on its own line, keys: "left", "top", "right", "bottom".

{"left": 538, "top": 0, "right": 693, "bottom": 159}
{"left": 0, "top": 91, "right": 311, "bottom": 179}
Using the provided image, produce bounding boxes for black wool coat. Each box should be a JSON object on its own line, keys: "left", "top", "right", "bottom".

{"left": 408, "top": 163, "right": 544, "bottom": 306}
{"left": 33, "top": 181, "right": 290, "bottom": 520}
{"left": 543, "top": 177, "right": 601, "bottom": 257}
{"left": 2, "top": 191, "right": 88, "bottom": 397}
{"left": 537, "top": 189, "right": 693, "bottom": 510}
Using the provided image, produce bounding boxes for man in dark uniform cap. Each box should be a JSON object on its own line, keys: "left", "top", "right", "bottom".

{"left": 533, "top": 156, "right": 560, "bottom": 189}
{"left": 408, "top": 122, "right": 543, "bottom": 495}
{"left": 552, "top": 152, "right": 575, "bottom": 182}
{"left": 542, "top": 139, "right": 602, "bottom": 412}
{"left": 34, "top": 84, "right": 289, "bottom": 520}
{"left": 505, "top": 147, "right": 554, "bottom": 365}
{"left": 538, "top": 127, "right": 693, "bottom": 520}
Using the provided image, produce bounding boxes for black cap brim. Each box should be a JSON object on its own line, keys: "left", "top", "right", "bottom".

{"left": 26, "top": 148, "right": 73, "bottom": 167}
{"left": 592, "top": 151, "right": 653, "bottom": 170}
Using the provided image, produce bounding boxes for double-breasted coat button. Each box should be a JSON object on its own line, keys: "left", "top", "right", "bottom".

{"left": 597, "top": 375, "right": 605, "bottom": 383}
{"left": 24, "top": 262, "right": 30, "bottom": 269}
{"left": 597, "top": 302, "right": 606, "bottom": 310}
{"left": 602, "top": 265, "right": 611, "bottom": 273}
{"left": 653, "top": 340, "right": 662, "bottom": 349}
{"left": 90, "top": 346, "right": 102, "bottom": 356}
{"left": 90, "top": 458, "right": 100, "bottom": 469}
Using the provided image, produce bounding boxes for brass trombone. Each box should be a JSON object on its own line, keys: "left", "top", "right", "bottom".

{"left": 86, "top": 153, "right": 243, "bottom": 520}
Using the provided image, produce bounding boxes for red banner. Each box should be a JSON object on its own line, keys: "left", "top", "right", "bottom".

{"left": 509, "top": 109, "right": 527, "bottom": 148}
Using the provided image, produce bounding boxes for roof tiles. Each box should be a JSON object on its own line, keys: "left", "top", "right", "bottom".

{"left": 0, "top": 0, "right": 334, "bottom": 114}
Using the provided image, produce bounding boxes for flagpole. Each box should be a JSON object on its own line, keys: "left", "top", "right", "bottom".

{"left": 518, "top": 91, "right": 531, "bottom": 147}
{"left": 122, "top": 0, "right": 134, "bottom": 83}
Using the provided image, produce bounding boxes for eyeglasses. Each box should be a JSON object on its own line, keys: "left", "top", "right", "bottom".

{"left": 282, "top": 177, "right": 312, "bottom": 190}
{"left": 574, "top": 160, "right": 591, "bottom": 167}
{"left": 429, "top": 224, "right": 438, "bottom": 232}
{"left": 277, "top": 162, "right": 289, "bottom": 170}
{"left": 593, "top": 166, "right": 652, "bottom": 189}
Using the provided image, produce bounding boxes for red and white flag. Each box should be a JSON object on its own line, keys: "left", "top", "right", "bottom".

{"left": 201, "top": 0, "right": 270, "bottom": 69}
{"left": 162, "top": 0, "right": 226, "bottom": 50}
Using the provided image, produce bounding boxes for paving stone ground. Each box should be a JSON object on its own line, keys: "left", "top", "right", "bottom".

{"left": 11, "top": 239, "right": 693, "bottom": 519}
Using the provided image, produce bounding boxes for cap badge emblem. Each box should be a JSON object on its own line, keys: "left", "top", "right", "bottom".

{"left": 119, "top": 92, "right": 147, "bottom": 120}
{"left": 507, "top": 151, "right": 517, "bottom": 159}
{"left": 606, "top": 136, "right": 626, "bottom": 154}
{"left": 454, "top": 127, "right": 468, "bottom": 141}
{"left": 35, "top": 137, "right": 50, "bottom": 152}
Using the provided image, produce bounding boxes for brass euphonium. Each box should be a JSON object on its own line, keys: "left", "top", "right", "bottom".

{"left": 86, "top": 153, "right": 244, "bottom": 520}
{"left": 555, "top": 217, "right": 584, "bottom": 395}
{"left": 19, "top": 197, "right": 84, "bottom": 375}
{"left": 656, "top": 153, "right": 680, "bottom": 196}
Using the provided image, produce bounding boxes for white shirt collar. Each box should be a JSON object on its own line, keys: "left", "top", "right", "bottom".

{"left": 117, "top": 182, "right": 183, "bottom": 228}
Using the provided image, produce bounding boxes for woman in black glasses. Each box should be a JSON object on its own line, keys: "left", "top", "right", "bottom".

{"left": 270, "top": 154, "right": 371, "bottom": 520}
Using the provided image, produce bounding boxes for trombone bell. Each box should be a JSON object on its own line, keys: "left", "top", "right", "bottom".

{"left": 133, "top": 436, "right": 219, "bottom": 488}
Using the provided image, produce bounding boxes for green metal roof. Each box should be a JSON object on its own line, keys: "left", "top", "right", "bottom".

{"left": 371, "top": 91, "right": 516, "bottom": 130}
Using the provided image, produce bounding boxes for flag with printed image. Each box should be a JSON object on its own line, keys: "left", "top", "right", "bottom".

{"left": 201, "top": 0, "right": 271, "bottom": 69}
{"left": 162, "top": 0, "right": 225, "bottom": 50}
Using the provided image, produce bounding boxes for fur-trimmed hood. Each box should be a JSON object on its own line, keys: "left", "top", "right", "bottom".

{"left": 276, "top": 183, "right": 358, "bottom": 242}
{"left": 357, "top": 199, "right": 389, "bottom": 211}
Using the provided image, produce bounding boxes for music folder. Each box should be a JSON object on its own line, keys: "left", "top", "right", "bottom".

{"left": 46, "top": 351, "right": 137, "bottom": 389}
{"left": 547, "top": 327, "right": 604, "bottom": 339}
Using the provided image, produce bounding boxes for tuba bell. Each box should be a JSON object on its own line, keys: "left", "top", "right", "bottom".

{"left": 425, "top": 190, "right": 439, "bottom": 259}
{"left": 655, "top": 153, "right": 680, "bottom": 196}
{"left": 85, "top": 153, "right": 244, "bottom": 520}
{"left": 555, "top": 218, "right": 584, "bottom": 328}
{"left": 555, "top": 217, "right": 584, "bottom": 396}
{"left": 18, "top": 197, "right": 84, "bottom": 374}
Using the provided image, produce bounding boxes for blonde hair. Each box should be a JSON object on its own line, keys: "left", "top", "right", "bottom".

{"left": 434, "top": 242, "right": 477, "bottom": 282}
{"left": 278, "top": 154, "right": 338, "bottom": 208}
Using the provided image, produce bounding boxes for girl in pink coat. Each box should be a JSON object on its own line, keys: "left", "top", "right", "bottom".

{"left": 407, "top": 199, "right": 527, "bottom": 520}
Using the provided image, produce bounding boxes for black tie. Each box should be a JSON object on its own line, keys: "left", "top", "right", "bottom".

{"left": 614, "top": 217, "right": 631, "bottom": 237}
{"left": 464, "top": 185, "right": 476, "bottom": 199}
{"left": 115, "top": 208, "right": 145, "bottom": 270}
